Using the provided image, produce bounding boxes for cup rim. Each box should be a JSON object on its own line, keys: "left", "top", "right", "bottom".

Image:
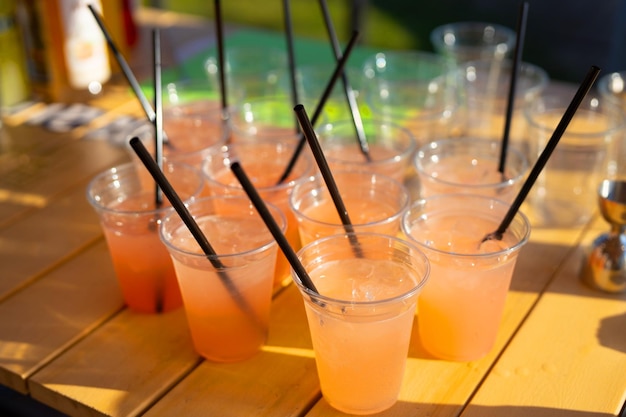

{"left": 289, "top": 170, "right": 410, "bottom": 228}
{"left": 594, "top": 71, "right": 626, "bottom": 109}
{"left": 401, "top": 193, "right": 530, "bottom": 258}
{"left": 86, "top": 161, "right": 203, "bottom": 215}
{"left": 316, "top": 119, "right": 418, "bottom": 165}
{"left": 159, "top": 195, "right": 286, "bottom": 260}
{"left": 362, "top": 50, "right": 451, "bottom": 70}
{"left": 293, "top": 232, "right": 430, "bottom": 306}
{"left": 204, "top": 44, "right": 288, "bottom": 73}
{"left": 227, "top": 95, "right": 302, "bottom": 138}
{"left": 523, "top": 93, "right": 626, "bottom": 138}
{"left": 126, "top": 111, "right": 230, "bottom": 161}
{"left": 457, "top": 59, "right": 550, "bottom": 96}
{"left": 430, "top": 21, "right": 517, "bottom": 49}
{"left": 201, "top": 139, "right": 313, "bottom": 192}
{"left": 414, "top": 137, "right": 529, "bottom": 188}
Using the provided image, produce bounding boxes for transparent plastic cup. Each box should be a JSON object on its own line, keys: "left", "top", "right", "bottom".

{"left": 315, "top": 118, "right": 417, "bottom": 183}
{"left": 86, "top": 161, "right": 204, "bottom": 314}
{"left": 414, "top": 137, "right": 528, "bottom": 203}
{"left": 292, "top": 233, "right": 430, "bottom": 414}
{"left": 160, "top": 196, "right": 285, "bottom": 362}
{"left": 289, "top": 170, "right": 409, "bottom": 246}
{"left": 402, "top": 193, "right": 530, "bottom": 361}
{"left": 201, "top": 140, "right": 314, "bottom": 288}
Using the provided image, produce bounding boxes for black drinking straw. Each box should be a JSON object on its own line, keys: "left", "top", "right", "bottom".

{"left": 294, "top": 104, "right": 363, "bottom": 257}
{"left": 318, "top": 0, "right": 371, "bottom": 162}
{"left": 281, "top": 0, "right": 301, "bottom": 134}
{"left": 498, "top": 1, "right": 529, "bottom": 174}
{"left": 153, "top": 29, "right": 164, "bottom": 207}
{"left": 483, "top": 65, "right": 601, "bottom": 242}
{"left": 88, "top": 5, "right": 155, "bottom": 124}
{"left": 213, "top": 0, "right": 229, "bottom": 119}
{"left": 229, "top": 162, "right": 319, "bottom": 294}
{"left": 129, "top": 137, "right": 264, "bottom": 328}
{"left": 277, "top": 30, "right": 360, "bottom": 184}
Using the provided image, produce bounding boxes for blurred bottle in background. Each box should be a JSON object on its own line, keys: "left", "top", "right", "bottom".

{"left": 16, "top": 0, "right": 135, "bottom": 103}
{"left": 0, "top": 0, "right": 30, "bottom": 109}
{"left": 15, "top": 0, "right": 48, "bottom": 101}
{"left": 38, "top": 0, "right": 112, "bottom": 102}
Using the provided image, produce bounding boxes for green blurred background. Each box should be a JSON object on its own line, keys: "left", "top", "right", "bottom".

{"left": 146, "top": 0, "right": 439, "bottom": 50}
{"left": 145, "top": 0, "right": 626, "bottom": 83}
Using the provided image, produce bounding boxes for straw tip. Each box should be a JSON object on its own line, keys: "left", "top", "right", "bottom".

{"left": 294, "top": 103, "right": 304, "bottom": 111}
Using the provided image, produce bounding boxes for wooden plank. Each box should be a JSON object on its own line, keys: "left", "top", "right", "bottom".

{"left": 0, "top": 178, "right": 111, "bottom": 299}
{"left": 0, "top": 132, "right": 127, "bottom": 196}
{"left": 143, "top": 284, "right": 320, "bottom": 417}
{"left": 460, "top": 240, "right": 626, "bottom": 416}
{"left": 0, "top": 240, "right": 123, "bottom": 394}
{"left": 28, "top": 307, "right": 200, "bottom": 417}
{"left": 0, "top": 131, "right": 128, "bottom": 229}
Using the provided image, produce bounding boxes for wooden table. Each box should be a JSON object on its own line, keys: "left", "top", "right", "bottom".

{"left": 1, "top": 7, "right": 625, "bottom": 417}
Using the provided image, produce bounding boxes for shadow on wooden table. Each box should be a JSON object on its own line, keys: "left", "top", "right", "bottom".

{"left": 309, "top": 399, "right": 620, "bottom": 416}
{"left": 597, "top": 312, "right": 626, "bottom": 354}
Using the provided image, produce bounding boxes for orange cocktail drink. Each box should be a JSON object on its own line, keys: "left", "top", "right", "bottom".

{"left": 402, "top": 194, "right": 530, "bottom": 361}
{"left": 293, "top": 233, "right": 430, "bottom": 415}
{"left": 315, "top": 119, "right": 417, "bottom": 183}
{"left": 202, "top": 140, "right": 313, "bottom": 289}
{"left": 159, "top": 196, "right": 285, "bottom": 362}
{"left": 414, "top": 137, "right": 528, "bottom": 203}
{"left": 130, "top": 105, "right": 229, "bottom": 168}
{"left": 289, "top": 171, "right": 409, "bottom": 246}
{"left": 86, "top": 162, "right": 204, "bottom": 314}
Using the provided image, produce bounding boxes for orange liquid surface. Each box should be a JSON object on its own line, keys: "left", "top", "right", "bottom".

{"left": 163, "top": 111, "right": 225, "bottom": 155}
{"left": 421, "top": 156, "right": 519, "bottom": 202}
{"left": 298, "top": 195, "right": 401, "bottom": 245}
{"left": 323, "top": 143, "right": 408, "bottom": 182}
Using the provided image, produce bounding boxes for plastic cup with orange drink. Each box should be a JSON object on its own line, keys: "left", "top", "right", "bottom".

{"left": 401, "top": 193, "right": 530, "bottom": 361}
{"left": 201, "top": 140, "right": 314, "bottom": 289}
{"left": 292, "top": 232, "right": 429, "bottom": 414}
{"left": 227, "top": 95, "right": 301, "bottom": 143}
{"left": 86, "top": 161, "right": 204, "bottom": 314}
{"left": 129, "top": 105, "right": 229, "bottom": 169}
{"left": 414, "top": 137, "right": 528, "bottom": 203}
{"left": 289, "top": 170, "right": 409, "bottom": 246}
{"left": 315, "top": 119, "right": 417, "bottom": 183}
{"left": 159, "top": 196, "right": 285, "bottom": 362}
